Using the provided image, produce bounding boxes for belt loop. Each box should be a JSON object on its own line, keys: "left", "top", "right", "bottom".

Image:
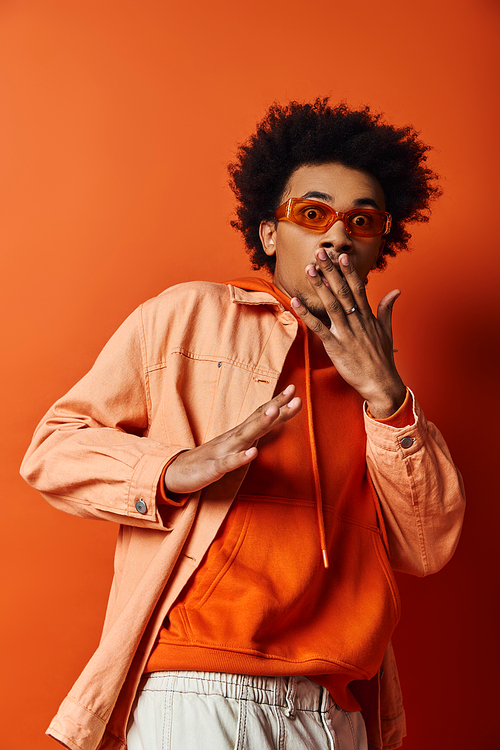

{"left": 284, "top": 676, "right": 297, "bottom": 718}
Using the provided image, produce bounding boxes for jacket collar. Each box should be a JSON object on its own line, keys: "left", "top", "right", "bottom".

{"left": 227, "top": 284, "right": 284, "bottom": 311}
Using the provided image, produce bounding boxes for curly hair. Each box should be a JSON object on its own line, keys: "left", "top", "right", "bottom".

{"left": 228, "top": 98, "right": 441, "bottom": 272}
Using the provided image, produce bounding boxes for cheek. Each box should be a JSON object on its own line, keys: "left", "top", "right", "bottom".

{"left": 275, "top": 234, "right": 309, "bottom": 268}
{"left": 368, "top": 241, "right": 383, "bottom": 269}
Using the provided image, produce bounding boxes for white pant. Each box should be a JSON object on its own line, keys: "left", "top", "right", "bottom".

{"left": 127, "top": 671, "right": 368, "bottom": 750}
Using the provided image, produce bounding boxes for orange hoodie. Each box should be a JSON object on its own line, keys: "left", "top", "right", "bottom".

{"left": 147, "top": 278, "right": 412, "bottom": 710}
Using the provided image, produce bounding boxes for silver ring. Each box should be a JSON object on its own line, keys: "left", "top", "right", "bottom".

{"left": 344, "top": 305, "right": 357, "bottom": 315}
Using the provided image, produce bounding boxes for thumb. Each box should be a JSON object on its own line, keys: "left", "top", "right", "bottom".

{"left": 376, "top": 289, "right": 401, "bottom": 340}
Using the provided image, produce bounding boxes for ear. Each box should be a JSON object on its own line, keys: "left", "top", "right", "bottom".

{"left": 371, "top": 238, "right": 386, "bottom": 269}
{"left": 259, "top": 220, "right": 277, "bottom": 257}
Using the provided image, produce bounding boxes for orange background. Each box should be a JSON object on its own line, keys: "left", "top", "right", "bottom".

{"left": 1, "top": 0, "right": 499, "bottom": 748}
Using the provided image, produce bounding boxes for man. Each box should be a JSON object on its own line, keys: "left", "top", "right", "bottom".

{"left": 21, "top": 99, "right": 465, "bottom": 750}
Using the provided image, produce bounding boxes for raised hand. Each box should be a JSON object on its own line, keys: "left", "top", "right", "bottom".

{"left": 164, "top": 385, "right": 301, "bottom": 494}
{"left": 291, "top": 251, "right": 406, "bottom": 419}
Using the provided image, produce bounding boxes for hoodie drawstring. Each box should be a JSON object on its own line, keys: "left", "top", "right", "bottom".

{"left": 303, "top": 328, "right": 329, "bottom": 569}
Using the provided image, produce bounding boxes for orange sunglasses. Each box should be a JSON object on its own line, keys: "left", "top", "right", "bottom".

{"left": 275, "top": 198, "right": 392, "bottom": 237}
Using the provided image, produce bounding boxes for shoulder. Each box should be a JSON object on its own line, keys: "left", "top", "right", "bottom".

{"left": 143, "top": 280, "right": 231, "bottom": 315}
{"left": 137, "top": 281, "right": 232, "bottom": 331}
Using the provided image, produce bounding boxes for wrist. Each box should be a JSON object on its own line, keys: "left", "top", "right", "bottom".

{"left": 162, "top": 451, "right": 188, "bottom": 499}
{"left": 365, "top": 383, "right": 407, "bottom": 420}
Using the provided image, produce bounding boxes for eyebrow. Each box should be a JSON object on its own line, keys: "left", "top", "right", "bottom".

{"left": 300, "top": 191, "right": 381, "bottom": 210}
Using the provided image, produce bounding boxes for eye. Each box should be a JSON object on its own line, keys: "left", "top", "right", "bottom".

{"left": 351, "top": 212, "right": 374, "bottom": 228}
{"left": 297, "top": 203, "right": 329, "bottom": 223}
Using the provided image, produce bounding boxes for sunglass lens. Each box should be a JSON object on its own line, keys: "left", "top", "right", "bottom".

{"left": 292, "top": 201, "right": 331, "bottom": 229}
{"left": 346, "top": 212, "right": 384, "bottom": 236}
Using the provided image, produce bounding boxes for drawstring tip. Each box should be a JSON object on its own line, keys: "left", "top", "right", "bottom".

{"left": 322, "top": 549, "right": 329, "bottom": 569}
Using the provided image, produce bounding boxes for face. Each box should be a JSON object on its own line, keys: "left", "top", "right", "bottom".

{"left": 259, "top": 162, "right": 386, "bottom": 319}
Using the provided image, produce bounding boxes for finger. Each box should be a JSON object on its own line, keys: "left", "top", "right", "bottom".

{"left": 267, "top": 383, "right": 297, "bottom": 410}
{"left": 272, "top": 396, "right": 302, "bottom": 425}
{"left": 216, "top": 445, "right": 259, "bottom": 472}
{"left": 314, "top": 251, "right": 357, "bottom": 315}
{"left": 229, "top": 387, "right": 302, "bottom": 448}
{"left": 253, "top": 383, "right": 297, "bottom": 422}
{"left": 337, "top": 253, "right": 371, "bottom": 314}
{"left": 216, "top": 393, "right": 302, "bottom": 469}
{"left": 376, "top": 289, "right": 401, "bottom": 341}
{"left": 251, "top": 394, "right": 303, "bottom": 437}
{"left": 305, "top": 264, "right": 348, "bottom": 322}
{"left": 290, "top": 295, "right": 339, "bottom": 342}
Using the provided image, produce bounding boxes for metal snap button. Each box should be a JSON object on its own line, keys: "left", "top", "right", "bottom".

{"left": 401, "top": 436, "right": 414, "bottom": 449}
{"left": 135, "top": 499, "right": 147, "bottom": 514}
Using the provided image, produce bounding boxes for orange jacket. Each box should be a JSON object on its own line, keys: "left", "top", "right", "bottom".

{"left": 21, "top": 281, "right": 465, "bottom": 750}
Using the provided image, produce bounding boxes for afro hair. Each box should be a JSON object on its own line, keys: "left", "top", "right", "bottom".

{"left": 228, "top": 98, "right": 441, "bottom": 272}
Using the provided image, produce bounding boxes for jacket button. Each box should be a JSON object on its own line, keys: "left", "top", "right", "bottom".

{"left": 135, "top": 499, "right": 147, "bottom": 514}
{"left": 401, "top": 437, "right": 414, "bottom": 449}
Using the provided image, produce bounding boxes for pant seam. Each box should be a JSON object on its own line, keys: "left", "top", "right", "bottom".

{"left": 235, "top": 681, "right": 248, "bottom": 750}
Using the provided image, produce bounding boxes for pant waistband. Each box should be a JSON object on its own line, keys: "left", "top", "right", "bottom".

{"left": 141, "top": 671, "right": 334, "bottom": 715}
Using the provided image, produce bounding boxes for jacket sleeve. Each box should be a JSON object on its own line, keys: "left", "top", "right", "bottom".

{"left": 364, "top": 392, "right": 465, "bottom": 576}
{"left": 20, "top": 304, "right": 189, "bottom": 529}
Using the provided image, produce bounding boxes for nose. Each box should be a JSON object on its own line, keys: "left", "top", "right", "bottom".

{"left": 319, "top": 216, "right": 354, "bottom": 254}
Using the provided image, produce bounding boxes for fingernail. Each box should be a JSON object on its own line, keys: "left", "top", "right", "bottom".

{"left": 283, "top": 384, "right": 294, "bottom": 395}
{"left": 291, "top": 297, "right": 301, "bottom": 308}
{"left": 307, "top": 266, "right": 317, "bottom": 276}
{"left": 340, "top": 254, "right": 349, "bottom": 266}
{"left": 317, "top": 250, "right": 327, "bottom": 260}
